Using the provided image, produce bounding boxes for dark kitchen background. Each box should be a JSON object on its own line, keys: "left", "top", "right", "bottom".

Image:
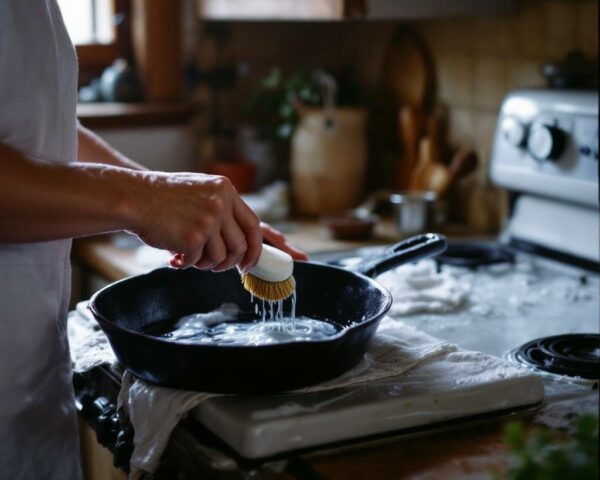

{"left": 61, "top": 1, "right": 598, "bottom": 478}
{"left": 73, "top": 0, "right": 597, "bottom": 237}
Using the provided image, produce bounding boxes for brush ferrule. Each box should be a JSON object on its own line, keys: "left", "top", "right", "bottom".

{"left": 248, "top": 244, "right": 293, "bottom": 282}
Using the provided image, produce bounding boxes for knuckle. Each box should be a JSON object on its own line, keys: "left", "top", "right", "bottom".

{"left": 214, "top": 175, "right": 232, "bottom": 191}
{"left": 213, "top": 252, "right": 227, "bottom": 265}
{"left": 233, "top": 239, "right": 247, "bottom": 254}
{"left": 210, "top": 197, "right": 225, "bottom": 214}
{"left": 201, "top": 214, "right": 215, "bottom": 230}
{"left": 183, "top": 229, "right": 205, "bottom": 252}
{"left": 248, "top": 213, "right": 260, "bottom": 231}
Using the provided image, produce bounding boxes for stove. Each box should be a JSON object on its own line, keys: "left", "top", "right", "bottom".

{"left": 434, "top": 242, "right": 515, "bottom": 270}
{"left": 511, "top": 334, "right": 600, "bottom": 380}
{"left": 71, "top": 89, "right": 599, "bottom": 477}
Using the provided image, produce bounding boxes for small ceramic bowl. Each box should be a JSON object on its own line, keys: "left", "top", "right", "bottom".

{"left": 320, "top": 210, "right": 379, "bottom": 240}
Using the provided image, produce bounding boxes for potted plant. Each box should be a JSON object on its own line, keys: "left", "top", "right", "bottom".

{"left": 243, "top": 68, "right": 370, "bottom": 215}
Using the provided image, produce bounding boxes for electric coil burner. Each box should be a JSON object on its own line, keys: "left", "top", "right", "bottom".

{"left": 435, "top": 243, "right": 515, "bottom": 271}
{"left": 513, "top": 334, "right": 600, "bottom": 380}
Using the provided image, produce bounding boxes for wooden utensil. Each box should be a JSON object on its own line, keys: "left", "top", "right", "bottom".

{"left": 426, "top": 107, "right": 447, "bottom": 165}
{"left": 426, "top": 149, "right": 479, "bottom": 196}
{"left": 396, "top": 105, "right": 426, "bottom": 189}
{"left": 424, "top": 163, "right": 450, "bottom": 194}
{"left": 449, "top": 149, "right": 478, "bottom": 181}
{"left": 381, "top": 27, "right": 435, "bottom": 110}
{"left": 382, "top": 27, "right": 435, "bottom": 190}
{"left": 410, "top": 137, "right": 434, "bottom": 190}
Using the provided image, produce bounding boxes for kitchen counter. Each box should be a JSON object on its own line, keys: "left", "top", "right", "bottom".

{"left": 71, "top": 220, "right": 580, "bottom": 479}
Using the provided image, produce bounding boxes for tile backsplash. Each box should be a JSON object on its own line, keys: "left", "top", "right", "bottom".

{"left": 196, "top": 0, "right": 596, "bottom": 168}
{"left": 415, "top": 0, "right": 598, "bottom": 172}
{"left": 192, "top": 0, "right": 597, "bottom": 229}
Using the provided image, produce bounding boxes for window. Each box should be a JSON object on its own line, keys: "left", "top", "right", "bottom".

{"left": 56, "top": 0, "right": 182, "bottom": 101}
{"left": 57, "top": 0, "right": 115, "bottom": 45}
{"left": 57, "top": 0, "right": 132, "bottom": 83}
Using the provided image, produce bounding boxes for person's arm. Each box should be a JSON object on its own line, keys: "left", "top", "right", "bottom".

{"left": 0, "top": 142, "right": 262, "bottom": 271}
{"left": 75, "top": 124, "right": 309, "bottom": 261}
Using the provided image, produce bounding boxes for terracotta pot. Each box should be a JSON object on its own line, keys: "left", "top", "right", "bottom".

{"left": 208, "top": 161, "right": 256, "bottom": 194}
{"left": 291, "top": 107, "right": 367, "bottom": 216}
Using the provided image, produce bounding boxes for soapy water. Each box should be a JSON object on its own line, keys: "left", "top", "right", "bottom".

{"left": 148, "top": 294, "right": 343, "bottom": 346}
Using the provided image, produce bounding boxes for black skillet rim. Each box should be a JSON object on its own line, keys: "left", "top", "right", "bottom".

{"left": 89, "top": 261, "right": 393, "bottom": 350}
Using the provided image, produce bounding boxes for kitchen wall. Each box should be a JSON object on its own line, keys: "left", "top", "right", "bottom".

{"left": 414, "top": 0, "right": 598, "bottom": 179}
{"left": 195, "top": 0, "right": 596, "bottom": 159}
{"left": 191, "top": 0, "right": 598, "bottom": 229}
{"left": 191, "top": 21, "right": 396, "bottom": 168}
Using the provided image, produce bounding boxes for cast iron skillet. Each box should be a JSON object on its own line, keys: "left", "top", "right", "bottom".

{"left": 90, "top": 233, "right": 447, "bottom": 394}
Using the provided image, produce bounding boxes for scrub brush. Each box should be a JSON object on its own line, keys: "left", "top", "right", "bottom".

{"left": 241, "top": 244, "right": 296, "bottom": 301}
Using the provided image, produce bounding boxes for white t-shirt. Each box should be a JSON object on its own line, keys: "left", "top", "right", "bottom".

{"left": 0, "top": 1, "right": 81, "bottom": 478}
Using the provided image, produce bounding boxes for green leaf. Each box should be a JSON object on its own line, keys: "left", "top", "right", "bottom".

{"left": 502, "top": 415, "right": 599, "bottom": 480}
{"left": 262, "top": 68, "right": 281, "bottom": 89}
{"left": 504, "top": 421, "right": 526, "bottom": 450}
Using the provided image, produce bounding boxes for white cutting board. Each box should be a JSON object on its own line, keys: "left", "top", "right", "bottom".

{"left": 191, "top": 350, "right": 544, "bottom": 459}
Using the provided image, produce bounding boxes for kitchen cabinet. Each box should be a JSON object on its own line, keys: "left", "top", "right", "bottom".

{"left": 197, "top": 0, "right": 516, "bottom": 21}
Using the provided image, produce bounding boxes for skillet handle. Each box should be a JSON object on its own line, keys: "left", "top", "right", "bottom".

{"left": 354, "top": 233, "right": 447, "bottom": 278}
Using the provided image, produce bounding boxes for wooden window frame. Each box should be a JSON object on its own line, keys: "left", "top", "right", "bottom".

{"left": 76, "top": 0, "right": 132, "bottom": 84}
{"left": 76, "top": 0, "right": 183, "bottom": 103}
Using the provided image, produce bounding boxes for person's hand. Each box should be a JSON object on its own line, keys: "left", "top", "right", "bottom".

{"left": 260, "top": 222, "right": 309, "bottom": 261}
{"left": 131, "top": 172, "right": 262, "bottom": 272}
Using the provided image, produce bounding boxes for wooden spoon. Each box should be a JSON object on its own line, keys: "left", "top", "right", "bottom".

{"left": 396, "top": 105, "right": 426, "bottom": 189}
{"left": 381, "top": 27, "right": 435, "bottom": 110}
{"left": 428, "top": 150, "right": 479, "bottom": 196}
{"left": 410, "top": 137, "right": 434, "bottom": 190}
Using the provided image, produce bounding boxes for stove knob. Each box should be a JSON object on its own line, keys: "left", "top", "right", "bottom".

{"left": 78, "top": 392, "right": 95, "bottom": 417}
{"left": 528, "top": 124, "right": 566, "bottom": 161}
{"left": 113, "top": 426, "right": 134, "bottom": 469}
{"left": 96, "top": 412, "right": 118, "bottom": 446}
{"left": 501, "top": 117, "right": 527, "bottom": 148}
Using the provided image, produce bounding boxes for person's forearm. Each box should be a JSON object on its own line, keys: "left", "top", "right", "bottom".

{"left": 0, "top": 143, "right": 142, "bottom": 243}
{"left": 77, "top": 123, "right": 146, "bottom": 170}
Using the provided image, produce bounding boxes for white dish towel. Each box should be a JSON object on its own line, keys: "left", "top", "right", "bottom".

{"left": 68, "top": 304, "right": 455, "bottom": 479}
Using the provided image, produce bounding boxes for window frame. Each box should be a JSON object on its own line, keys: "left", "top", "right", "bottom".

{"left": 75, "top": 0, "right": 132, "bottom": 83}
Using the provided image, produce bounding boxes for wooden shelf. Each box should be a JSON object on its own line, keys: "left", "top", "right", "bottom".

{"left": 77, "top": 102, "right": 195, "bottom": 129}
{"left": 198, "top": 0, "right": 348, "bottom": 21}
{"left": 197, "top": 0, "right": 516, "bottom": 21}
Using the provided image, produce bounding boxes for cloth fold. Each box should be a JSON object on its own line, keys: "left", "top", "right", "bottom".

{"left": 68, "top": 302, "right": 116, "bottom": 372}
{"left": 119, "top": 319, "right": 455, "bottom": 477}
{"left": 378, "top": 260, "right": 470, "bottom": 315}
{"left": 69, "top": 304, "right": 455, "bottom": 478}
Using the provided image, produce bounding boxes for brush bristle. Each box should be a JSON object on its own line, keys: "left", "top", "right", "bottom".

{"left": 241, "top": 273, "right": 296, "bottom": 301}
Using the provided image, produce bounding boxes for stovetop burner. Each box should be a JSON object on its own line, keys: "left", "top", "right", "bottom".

{"left": 435, "top": 243, "right": 515, "bottom": 271}
{"left": 513, "top": 334, "right": 600, "bottom": 380}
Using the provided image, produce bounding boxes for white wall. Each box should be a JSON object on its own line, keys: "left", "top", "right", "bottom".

{"left": 94, "top": 125, "right": 196, "bottom": 172}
